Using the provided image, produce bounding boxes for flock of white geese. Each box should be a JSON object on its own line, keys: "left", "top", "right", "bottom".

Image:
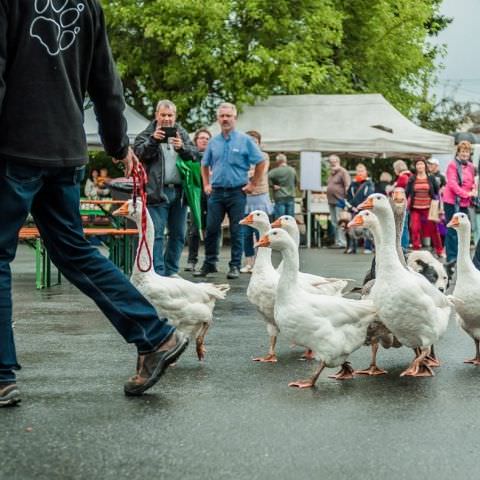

{"left": 112, "top": 192, "right": 480, "bottom": 390}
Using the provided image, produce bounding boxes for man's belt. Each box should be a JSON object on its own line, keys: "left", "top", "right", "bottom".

{"left": 212, "top": 185, "right": 245, "bottom": 191}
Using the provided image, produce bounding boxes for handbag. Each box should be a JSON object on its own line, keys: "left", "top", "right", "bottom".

{"left": 428, "top": 199, "right": 440, "bottom": 222}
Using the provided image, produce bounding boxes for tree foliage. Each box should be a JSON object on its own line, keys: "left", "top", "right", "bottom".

{"left": 418, "top": 97, "right": 478, "bottom": 135}
{"left": 102, "top": 0, "right": 449, "bottom": 129}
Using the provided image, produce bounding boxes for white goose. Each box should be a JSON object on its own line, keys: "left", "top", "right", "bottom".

{"left": 257, "top": 228, "right": 377, "bottom": 389}
{"left": 354, "top": 189, "right": 407, "bottom": 375}
{"left": 239, "top": 211, "right": 279, "bottom": 362}
{"left": 447, "top": 212, "right": 480, "bottom": 364}
{"left": 113, "top": 199, "right": 230, "bottom": 360}
{"left": 354, "top": 194, "right": 453, "bottom": 377}
{"left": 239, "top": 210, "right": 350, "bottom": 363}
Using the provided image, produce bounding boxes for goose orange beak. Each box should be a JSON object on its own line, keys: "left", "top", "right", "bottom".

{"left": 348, "top": 215, "right": 365, "bottom": 228}
{"left": 255, "top": 235, "right": 271, "bottom": 248}
{"left": 447, "top": 216, "right": 460, "bottom": 228}
{"left": 239, "top": 213, "right": 254, "bottom": 225}
{"left": 112, "top": 201, "right": 130, "bottom": 217}
{"left": 271, "top": 218, "right": 282, "bottom": 228}
{"left": 358, "top": 197, "right": 374, "bottom": 210}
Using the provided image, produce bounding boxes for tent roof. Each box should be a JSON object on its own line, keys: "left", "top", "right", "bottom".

{"left": 222, "top": 94, "right": 454, "bottom": 156}
{"left": 84, "top": 104, "right": 149, "bottom": 147}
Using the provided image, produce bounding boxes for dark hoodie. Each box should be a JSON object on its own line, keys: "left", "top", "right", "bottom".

{"left": 0, "top": 0, "right": 128, "bottom": 166}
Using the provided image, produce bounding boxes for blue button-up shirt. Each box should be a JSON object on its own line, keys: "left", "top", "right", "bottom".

{"left": 202, "top": 130, "right": 264, "bottom": 188}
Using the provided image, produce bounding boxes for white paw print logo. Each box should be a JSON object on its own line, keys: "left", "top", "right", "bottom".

{"left": 30, "top": 0, "right": 85, "bottom": 56}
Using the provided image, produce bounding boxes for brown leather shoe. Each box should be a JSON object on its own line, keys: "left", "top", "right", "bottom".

{"left": 124, "top": 332, "right": 189, "bottom": 396}
{"left": 0, "top": 383, "right": 21, "bottom": 407}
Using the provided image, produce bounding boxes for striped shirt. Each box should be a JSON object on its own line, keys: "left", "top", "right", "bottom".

{"left": 413, "top": 177, "right": 431, "bottom": 209}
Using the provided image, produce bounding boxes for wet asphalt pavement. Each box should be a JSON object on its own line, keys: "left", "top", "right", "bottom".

{"left": 2, "top": 245, "right": 480, "bottom": 480}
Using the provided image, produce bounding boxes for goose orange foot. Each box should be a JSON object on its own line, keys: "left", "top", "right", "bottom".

{"left": 354, "top": 365, "right": 387, "bottom": 376}
{"left": 288, "top": 379, "right": 314, "bottom": 389}
{"left": 253, "top": 354, "right": 278, "bottom": 363}
{"left": 400, "top": 361, "right": 434, "bottom": 377}
{"left": 328, "top": 362, "right": 355, "bottom": 380}
{"left": 196, "top": 341, "right": 207, "bottom": 361}
{"left": 464, "top": 357, "right": 480, "bottom": 365}
{"left": 424, "top": 355, "right": 441, "bottom": 368}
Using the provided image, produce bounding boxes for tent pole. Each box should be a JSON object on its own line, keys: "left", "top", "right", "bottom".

{"left": 306, "top": 190, "right": 311, "bottom": 248}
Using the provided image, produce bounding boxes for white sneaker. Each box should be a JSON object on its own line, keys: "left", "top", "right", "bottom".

{"left": 240, "top": 264, "right": 253, "bottom": 273}
{"left": 363, "top": 249, "right": 373, "bottom": 254}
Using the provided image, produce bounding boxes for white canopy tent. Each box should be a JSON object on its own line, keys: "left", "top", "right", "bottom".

{"left": 84, "top": 104, "right": 149, "bottom": 148}
{"left": 227, "top": 94, "right": 454, "bottom": 156}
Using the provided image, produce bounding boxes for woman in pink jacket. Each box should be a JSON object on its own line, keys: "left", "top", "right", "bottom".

{"left": 443, "top": 141, "right": 477, "bottom": 262}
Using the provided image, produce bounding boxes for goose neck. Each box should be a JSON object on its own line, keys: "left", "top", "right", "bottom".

{"left": 276, "top": 242, "right": 299, "bottom": 297}
{"left": 456, "top": 226, "right": 475, "bottom": 276}
{"left": 252, "top": 223, "right": 270, "bottom": 238}
{"left": 254, "top": 246, "right": 273, "bottom": 271}
{"left": 393, "top": 206, "right": 407, "bottom": 267}
{"left": 374, "top": 210, "right": 404, "bottom": 274}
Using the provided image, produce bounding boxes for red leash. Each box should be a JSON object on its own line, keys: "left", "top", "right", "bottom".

{"left": 131, "top": 162, "right": 153, "bottom": 272}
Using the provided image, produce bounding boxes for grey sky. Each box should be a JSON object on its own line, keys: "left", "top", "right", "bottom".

{"left": 431, "top": 0, "right": 480, "bottom": 104}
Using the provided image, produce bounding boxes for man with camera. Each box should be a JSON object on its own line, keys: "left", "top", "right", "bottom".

{"left": 134, "top": 100, "right": 197, "bottom": 277}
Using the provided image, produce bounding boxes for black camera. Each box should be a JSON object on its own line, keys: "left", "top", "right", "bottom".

{"left": 160, "top": 126, "right": 178, "bottom": 142}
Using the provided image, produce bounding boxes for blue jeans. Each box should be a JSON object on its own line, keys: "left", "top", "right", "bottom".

{"left": 148, "top": 186, "right": 188, "bottom": 276}
{"left": 243, "top": 226, "right": 259, "bottom": 258}
{"left": 273, "top": 199, "right": 295, "bottom": 220}
{"left": 444, "top": 202, "right": 469, "bottom": 262}
{"left": 401, "top": 212, "right": 410, "bottom": 251}
{"left": 0, "top": 159, "right": 174, "bottom": 384}
{"left": 474, "top": 238, "right": 480, "bottom": 270}
{"left": 204, "top": 187, "right": 246, "bottom": 268}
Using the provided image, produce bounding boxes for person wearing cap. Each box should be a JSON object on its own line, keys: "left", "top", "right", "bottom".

{"left": 427, "top": 158, "right": 446, "bottom": 190}
{"left": 443, "top": 141, "right": 477, "bottom": 263}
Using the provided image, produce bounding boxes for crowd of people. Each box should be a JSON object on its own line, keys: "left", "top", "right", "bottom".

{"left": 327, "top": 141, "right": 480, "bottom": 271}
{"left": 81, "top": 100, "right": 298, "bottom": 280}
{"left": 85, "top": 112, "right": 480, "bottom": 279}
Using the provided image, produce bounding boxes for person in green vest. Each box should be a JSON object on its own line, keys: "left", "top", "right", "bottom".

{"left": 269, "top": 153, "right": 297, "bottom": 220}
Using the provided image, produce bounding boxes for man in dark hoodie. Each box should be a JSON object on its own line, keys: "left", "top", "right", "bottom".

{"left": 134, "top": 100, "right": 197, "bottom": 277}
{"left": 0, "top": 0, "right": 188, "bottom": 407}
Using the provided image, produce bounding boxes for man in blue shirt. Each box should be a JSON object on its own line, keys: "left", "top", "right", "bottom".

{"left": 194, "top": 103, "right": 265, "bottom": 279}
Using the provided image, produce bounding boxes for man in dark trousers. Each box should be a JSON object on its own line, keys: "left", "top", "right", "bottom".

{"left": 194, "top": 102, "right": 265, "bottom": 279}
{"left": 134, "top": 100, "right": 197, "bottom": 277}
{"left": 0, "top": 0, "right": 188, "bottom": 407}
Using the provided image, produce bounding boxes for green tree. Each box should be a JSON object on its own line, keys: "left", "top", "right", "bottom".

{"left": 102, "top": 0, "right": 449, "bottom": 128}
{"left": 417, "top": 97, "right": 478, "bottom": 135}
{"left": 332, "top": 0, "right": 448, "bottom": 115}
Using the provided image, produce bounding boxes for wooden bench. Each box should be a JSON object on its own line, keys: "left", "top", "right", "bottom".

{"left": 18, "top": 226, "right": 138, "bottom": 289}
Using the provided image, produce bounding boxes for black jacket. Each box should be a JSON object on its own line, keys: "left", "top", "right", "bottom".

{"left": 0, "top": 0, "right": 128, "bottom": 165}
{"left": 134, "top": 121, "right": 197, "bottom": 204}
{"left": 405, "top": 174, "right": 439, "bottom": 206}
{"left": 347, "top": 179, "right": 375, "bottom": 209}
